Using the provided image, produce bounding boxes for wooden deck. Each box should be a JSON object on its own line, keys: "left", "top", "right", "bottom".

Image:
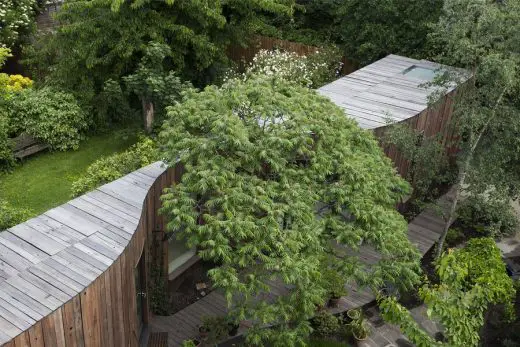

{"left": 317, "top": 54, "right": 453, "bottom": 130}
{"left": 150, "top": 191, "right": 454, "bottom": 346}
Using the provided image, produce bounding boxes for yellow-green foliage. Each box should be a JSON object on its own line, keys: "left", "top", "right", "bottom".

{"left": 0, "top": 48, "right": 33, "bottom": 95}
{"left": 4, "top": 74, "right": 33, "bottom": 92}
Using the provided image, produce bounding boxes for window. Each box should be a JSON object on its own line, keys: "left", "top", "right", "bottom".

{"left": 402, "top": 65, "right": 438, "bottom": 81}
{"left": 167, "top": 233, "right": 196, "bottom": 274}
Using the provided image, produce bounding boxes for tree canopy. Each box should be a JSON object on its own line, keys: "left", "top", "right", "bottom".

{"left": 25, "top": 0, "right": 295, "bottom": 126}
{"left": 160, "top": 75, "right": 420, "bottom": 345}
{"left": 257, "top": 0, "right": 443, "bottom": 65}
{"left": 425, "top": 0, "right": 520, "bottom": 258}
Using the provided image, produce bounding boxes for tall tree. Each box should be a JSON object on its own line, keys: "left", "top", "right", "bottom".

{"left": 428, "top": 0, "right": 520, "bottom": 259}
{"left": 160, "top": 75, "right": 421, "bottom": 345}
{"left": 25, "top": 0, "right": 295, "bottom": 126}
{"left": 336, "top": 0, "right": 444, "bottom": 65}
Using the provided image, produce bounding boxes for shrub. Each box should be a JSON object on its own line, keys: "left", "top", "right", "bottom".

{"left": 0, "top": 199, "right": 33, "bottom": 231}
{"left": 71, "top": 137, "right": 159, "bottom": 197}
{"left": 9, "top": 88, "right": 88, "bottom": 150}
{"left": 458, "top": 195, "right": 518, "bottom": 238}
{"left": 0, "top": 111, "right": 14, "bottom": 171}
{"left": 312, "top": 310, "right": 340, "bottom": 337}
{"left": 234, "top": 48, "right": 343, "bottom": 88}
{"left": 445, "top": 227, "right": 465, "bottom": 247}
{"left": 0, "top": 0, "right": 37, "bottom": 48}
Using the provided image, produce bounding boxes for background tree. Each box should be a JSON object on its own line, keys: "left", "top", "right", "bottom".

{"left": 258, "top": 0, "right": 444, "bottom": 65}
{"left": 335, "top": 0, "right": 443, "bottom": 65}
{"left": 426, "top": 0, "right": 520, "bottom": 259}
{"left": 160, "top": 75, "right": 421, "bottom": 345}
{"left": 123, "top": 42, "right": 191, "bottom": 133}
{"left": 379, "top": 238, "right": 516, "bottom": 347}
{"left": 24, "top": 0, "right": 295, "bottom": 128}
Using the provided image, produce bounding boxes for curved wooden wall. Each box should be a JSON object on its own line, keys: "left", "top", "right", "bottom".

{"left": 374, "top": 88, "right": 458, "bottom": 178}
{"left": 0, "top": 162, "right": 175, "bottom": 347}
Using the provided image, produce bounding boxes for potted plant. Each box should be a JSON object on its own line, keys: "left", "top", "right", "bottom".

{"left": 226, "top": 317, "right": 240, "bottom": 336}
{"left": 323, "top": 269, "right": 347, "bottom": 308}
{"left": 200, "top": 315, "right": 229, "bottom": 344}
{"left": 351, "top": 318, "right": 371, "bottom": 342}
{"left": 346, "top": 309, "right": 371, "bottom": 346}
{"left": 345, "top": 308, "right": 361, "bottom": 323}
{"left": 198, "top": 324, "right": 209, "bottom": 341}
{"left": 181, "top": 339, "right": 201, "bottom": 347}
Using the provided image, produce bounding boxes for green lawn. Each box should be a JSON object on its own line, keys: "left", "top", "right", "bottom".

{"left": 0, "top": 131, "right": 136, "bottom": 216}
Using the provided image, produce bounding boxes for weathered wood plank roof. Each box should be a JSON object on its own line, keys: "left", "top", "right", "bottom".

{"left": 0, "top": 162, "right": 167, "bottom": 345}
{"left": 318, "top": 54, "right": 456, "bottom": 129}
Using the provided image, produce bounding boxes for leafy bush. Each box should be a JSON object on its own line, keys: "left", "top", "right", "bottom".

{"left": 445, "top": 227, "right": 465, "bottom": 247}
{"left": 0, "top": 199, "right": 33, "bottom": 231}
{"left": 8, "top": 87, "right": 88, "bottom": 150}
{"left": 458, "top": 195, "right": 518, "bottom": 238}
{"left": 230, "top": 48, "right": 343, "bottom": 88}
{"left": 71, "top": 137, "right": 159, "bottom": 197}
{"left": 323, "top": 268, "right": 347, "bottom": 299}
{"left": 0, "top": 0, "right": 37, "bottom": 48}
{"left": 312, "top": 310, "right": 340, "bottom": 337}
{"left": 0, "top": 111, "right": 14, "bottom": 171}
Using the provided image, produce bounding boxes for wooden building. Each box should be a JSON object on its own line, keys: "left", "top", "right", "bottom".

{"left": 0, "top": 162, "right": 177, "bottom": 347}
{"left": 318, "top": 54, "right": 466, "bottom": 177}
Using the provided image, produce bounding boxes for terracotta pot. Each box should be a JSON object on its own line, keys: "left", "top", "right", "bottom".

{"left": 198, "top": 326, "right": 209, "bottom": 340}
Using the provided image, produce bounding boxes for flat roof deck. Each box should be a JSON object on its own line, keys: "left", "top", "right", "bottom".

{"left": 317, "top": 54, "right": 454, "bottom": 130}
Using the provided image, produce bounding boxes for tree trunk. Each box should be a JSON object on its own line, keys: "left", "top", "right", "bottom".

{"left": 435, "top": 155, "right": 470, "bottom": 260}
{"left": 142, "top": 99, "right": 154, "bottom": 133}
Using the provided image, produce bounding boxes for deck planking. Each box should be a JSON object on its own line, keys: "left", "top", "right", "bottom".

{"left": 0, "top": 162, "right": 167, "bottom": 345}
{"left": 317, "top": 54, "right": 466, "bottom": 130}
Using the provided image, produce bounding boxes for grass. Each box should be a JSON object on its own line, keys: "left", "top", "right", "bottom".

{"left": 306, "top": 338, "right": 352, "bottom": 347}
{"left": 0, "top": 131, "right": 137, "bottom": 216}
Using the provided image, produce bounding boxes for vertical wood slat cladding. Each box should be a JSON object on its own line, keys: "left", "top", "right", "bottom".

{"left": 374, "top": 88, "right": 459, "bottom": 179}
{"left": 3, "top": 167, "right": 174, "bottom": 347}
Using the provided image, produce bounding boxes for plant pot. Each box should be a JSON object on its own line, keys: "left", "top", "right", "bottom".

{"left": 328, "top": 297, "right": 341, "bottom": 308}
{"left": 346, "top": 309, "right": 361, "bottom": 321}
{"left": 228, "top": 323, "right": 239, "bottom": 336}
{"left": 198, "top": 326, "right": 209, "bottom": 340}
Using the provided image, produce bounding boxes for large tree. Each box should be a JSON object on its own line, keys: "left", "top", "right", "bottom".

{"left": 25, "top": 0, "right": 295, "bottom": 126}
{"left": 427, "top": 0, "right": 520, "bottom": 259}
{"left": 160, "top": 76, "right": 421, "bottom": 345}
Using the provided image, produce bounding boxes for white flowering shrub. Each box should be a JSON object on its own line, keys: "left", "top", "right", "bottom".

{"left": 0, "top": 0, "right": 37, "bottom": 48}
{"left": 228, "top": 48, "right": 343, "bottom": 88}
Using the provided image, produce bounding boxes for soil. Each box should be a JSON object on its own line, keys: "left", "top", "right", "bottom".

{"left": 169, "top": 261, "right": 216, "bottom": 314}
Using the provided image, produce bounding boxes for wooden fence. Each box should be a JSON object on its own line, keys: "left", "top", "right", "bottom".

{"left": 227, "top": 36, "right": 358, "bottom": 75}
